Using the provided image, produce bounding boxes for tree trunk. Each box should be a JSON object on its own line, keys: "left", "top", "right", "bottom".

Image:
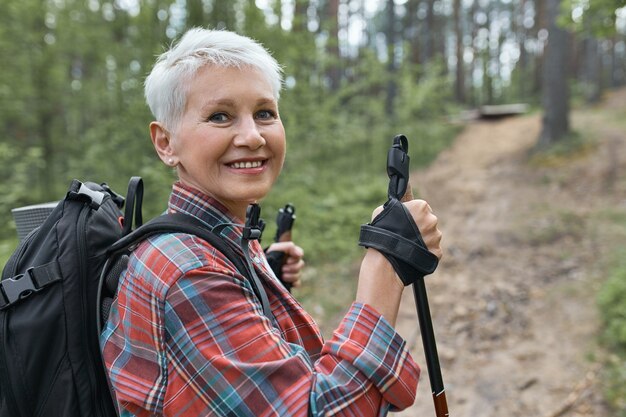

{"left": 483, "top": 8, "right": 494, "bottom": 104}
{"left": 538, "top": 0, "right": 570, "bottom": 147}
{"left": 583, "top": 36, "right": 602, "bottom": 103}
{"left": 533, "top": 0, "right": 546, "bottom": 95}
{"left": 425, "top": 0, "right": 435, "bottom": 61}
{"left": 210, "top": 1, "right": 236, "bottom": 30}
{"left": 404, "top": 0, "right": 420, "bottom": 66}
{"left": 292, "top": 0, "right": 308, "bottom": 33}
{"left": 185, "top": 0, "right": 205, "bottom": 28}
{"left": 453, "top": 0, "right": 465, "bottom": 103}
{"left": 468, "top": 0, "right": 479, "bottom": 106}
{"left": 326, "top": 0, "right": 341, "bottom": 90}
{"left": 386, "top": 0, "right": 397, "bottom": 113}
{"left": 609, "top": 37, "right": 622, "bottom": 87}
{"left": 516, "top": 0, "right": 528, "bottom": 101}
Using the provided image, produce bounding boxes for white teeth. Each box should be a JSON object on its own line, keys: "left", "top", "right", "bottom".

{"left": 230, "top": 161, "right": 263, "bottom": 169}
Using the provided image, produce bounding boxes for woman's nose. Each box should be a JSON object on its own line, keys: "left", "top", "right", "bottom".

{"left": 233, "top": 116, "right": 266, "bottom": 149}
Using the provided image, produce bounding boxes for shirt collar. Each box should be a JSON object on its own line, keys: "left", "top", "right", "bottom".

{"left": 167, "top": 182, "right": 279, "bottom": 290}
{"left": 167, "top": 181, "right": 244, "bottom": 244}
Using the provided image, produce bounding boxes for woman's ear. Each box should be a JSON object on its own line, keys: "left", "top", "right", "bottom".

{"left": 150, "top": 121, "right": 177, "bottom": 167}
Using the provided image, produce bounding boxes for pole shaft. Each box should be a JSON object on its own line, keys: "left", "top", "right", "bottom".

{"left": 412, "top": 278, "right": 449, "bottom": 415}
{"left": 433, "top": 391, "right": 449, "bottom": 417}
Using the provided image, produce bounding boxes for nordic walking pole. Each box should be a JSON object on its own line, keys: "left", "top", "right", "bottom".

{"left": 273, "top": 204, "right": 296, "bottom": 291}
{"left": 359, "top": 135, "right": 449, "bottom": 415}
{"left": 389, "top": 136, "right": 449, "bottom": 417}
{"left": 413, "top": 270, "right": 449, "bottom": 415}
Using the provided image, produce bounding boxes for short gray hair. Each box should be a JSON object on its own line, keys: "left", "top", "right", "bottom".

{"left": 145, "top": 28, "right": 283, "bottom": 131}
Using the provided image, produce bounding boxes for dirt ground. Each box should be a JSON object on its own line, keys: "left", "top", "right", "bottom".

{"left": 393, "top": 90, "right": 626, "bottom": 416}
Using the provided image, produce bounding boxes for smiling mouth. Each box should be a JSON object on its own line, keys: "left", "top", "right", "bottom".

{"left": 228, "top": 160, "right": 266, "bottom": 169}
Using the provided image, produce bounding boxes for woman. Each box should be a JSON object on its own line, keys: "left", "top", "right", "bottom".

{"left": 101, "top": 28, "right": 443, "bottom": 417}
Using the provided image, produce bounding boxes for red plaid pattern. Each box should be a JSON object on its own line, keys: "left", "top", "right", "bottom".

{"left": 101, "top": 182, "right": 419, "bottom": 416}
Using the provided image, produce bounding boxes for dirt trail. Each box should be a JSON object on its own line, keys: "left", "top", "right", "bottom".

{"left": 394, "top": 91, "right": 626, "bottom": 416}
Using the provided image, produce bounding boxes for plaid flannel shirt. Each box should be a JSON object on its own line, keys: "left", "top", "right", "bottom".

{"left": 100, "top": 182, "right": 419, "bottom": 417}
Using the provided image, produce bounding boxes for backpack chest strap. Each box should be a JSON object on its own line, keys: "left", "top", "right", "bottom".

{"left": 0, "top": 262, "right": 61, "bottom": 309}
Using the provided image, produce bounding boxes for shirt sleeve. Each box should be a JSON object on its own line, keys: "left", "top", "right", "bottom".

{"left": 161, "top": 268, "right": 420, "bottom": 417}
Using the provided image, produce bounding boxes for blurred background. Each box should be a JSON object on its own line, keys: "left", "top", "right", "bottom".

{"left": 1, "top": 0, "right": 626, "bottom": 415}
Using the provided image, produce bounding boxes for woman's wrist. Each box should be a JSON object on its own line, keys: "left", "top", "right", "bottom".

{"left": 356, "top": 249, "right": 404, "bottom": 326}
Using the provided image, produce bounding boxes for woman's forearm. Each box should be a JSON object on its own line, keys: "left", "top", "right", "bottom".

{"left": 356, "top": 249, "right": 404, "bottom": 327}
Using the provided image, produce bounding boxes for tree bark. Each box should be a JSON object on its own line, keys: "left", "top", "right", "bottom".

{"left": 404, "top": 0, "right": 420, "bottom": 66}
{"left": 185, "top": 0, "right": 205, "bottom": 28}
{"left": 483, "top": 8, "right": 494, "bottom": 104}
{"left": 583, "top": 36, "right": 602, "bottom": 103}
{"left": 538, "top": 0, "right": 570, "bottom": 147}
{"left": 292, "top": 0, "right": 308, "bottom": 33}
{"left": 326, "top": 0, "right": 341, "bottom": 90}
{"left": 453, "top": 0, "right": 465, "bottom": 102}
{"left": 516, "top": 0, "right": 528, "bottom": 101}
{"left": 468, "top": 0, "right": 479, "bottom": 106}
{"left": 385, "top": 0, "right": 398, "bottom": 113}
{"left": 425, "top": 0, "right": 435, "bottom": 61}
{"left": 533, "top": 0, "right": 547, "bottom": 95}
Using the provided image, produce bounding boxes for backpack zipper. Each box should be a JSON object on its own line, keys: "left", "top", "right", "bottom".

{"left": 76, "top": 205, "right": 105, "bottom": 417}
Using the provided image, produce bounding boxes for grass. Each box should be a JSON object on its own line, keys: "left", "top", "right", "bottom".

{"left": 511, "top": 203, "right": 589, "bottom": 248}
{"left": 597, "top": 251, "right": 626, "bottom": 415}
{"left": 528, "top": 130, "right": 597, "bottom": 168}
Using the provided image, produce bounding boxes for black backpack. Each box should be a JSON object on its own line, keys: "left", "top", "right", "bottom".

{"left": 0, "top": 177, "right": 272, "bottom": 417}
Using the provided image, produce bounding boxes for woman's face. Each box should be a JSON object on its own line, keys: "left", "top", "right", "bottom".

{"left": 167, "top": 65, "right": 286, "bottom": 218}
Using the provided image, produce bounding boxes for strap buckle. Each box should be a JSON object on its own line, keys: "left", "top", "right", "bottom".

{"left": 243, "top": 204, "right": 263, "bottom": 241}
{"left": 67, "top": 180, "right": 105, "bottom": 210}
{"left": 0, "top": 268, "right": 37, "bottom": 309}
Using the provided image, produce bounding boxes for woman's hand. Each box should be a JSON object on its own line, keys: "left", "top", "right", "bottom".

{"left": 372, "top": 199, "right": 443, "bottom": 260}
{"left": 266, "top": 242, "right": 305, "bottom": 288}
{"left": 357, "top": 199, "right": 442, "bottom": 326}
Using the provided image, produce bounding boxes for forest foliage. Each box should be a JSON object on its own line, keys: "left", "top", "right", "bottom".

{"left": 0, "top": 0, "right": 462, "bottom": 263}
{"left": 1, "top": 0, "right": 625, "bottom": 260}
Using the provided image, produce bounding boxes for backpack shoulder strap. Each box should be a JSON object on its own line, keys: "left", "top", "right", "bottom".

{"left": 121, "top": 176, "right": 144, "bottom": 236}
{"left": 107, "top": 213, "right": 274, "bottom": 322}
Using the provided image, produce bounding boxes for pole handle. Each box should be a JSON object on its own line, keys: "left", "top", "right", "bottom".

{"left": 272, "top": 204, "right": 296, "bottom": 292}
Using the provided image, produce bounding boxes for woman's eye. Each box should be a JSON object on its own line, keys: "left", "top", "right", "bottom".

{"left": 256, "top": 110, "right": 276, "bottom": 120}
{"left": 208, "top": 112, "right": 229, "bottom": 123}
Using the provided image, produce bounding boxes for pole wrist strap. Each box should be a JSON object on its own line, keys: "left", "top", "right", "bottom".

{"left": 358, "top": 198, "right": 438, "bottom": 286}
